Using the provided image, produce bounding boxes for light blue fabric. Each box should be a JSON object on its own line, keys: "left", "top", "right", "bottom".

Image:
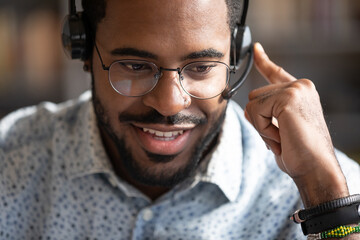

{"left": 1, "top": 91, "right": 359, "bottom": 240}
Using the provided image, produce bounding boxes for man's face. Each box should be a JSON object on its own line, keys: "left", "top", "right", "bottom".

{"left": 92, "top": 0, "right": 231, "bottom": 187}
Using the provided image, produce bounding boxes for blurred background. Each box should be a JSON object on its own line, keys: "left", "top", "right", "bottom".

{"left": 0, "top": 0, "right": 359, "bottom": 162}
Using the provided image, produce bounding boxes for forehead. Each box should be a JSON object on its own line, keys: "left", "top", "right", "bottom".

{"left": 96, "top": 0, "right": 230, "bottom": 58}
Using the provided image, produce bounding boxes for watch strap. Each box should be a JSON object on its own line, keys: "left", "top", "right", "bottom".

{"left": 301, "top": 203, "right": 360, "bottom": 235}
{"left": 298, "top": 194, "right": 360, "bottom": 222}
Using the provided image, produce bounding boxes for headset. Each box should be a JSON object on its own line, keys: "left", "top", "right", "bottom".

{"left": 62, "top": 0, "right": 253, "bottom": 99}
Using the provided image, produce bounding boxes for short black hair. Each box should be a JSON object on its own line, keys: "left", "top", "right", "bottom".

{"left": 81, "top": 0, "right": 106, "bottom": 36}
{"left": 81, "top": 0, "right": 242, "bottom": 57}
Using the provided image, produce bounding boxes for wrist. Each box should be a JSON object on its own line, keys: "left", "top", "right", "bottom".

{"left": 293, "top": 166, "right": 349, "bottom": 208}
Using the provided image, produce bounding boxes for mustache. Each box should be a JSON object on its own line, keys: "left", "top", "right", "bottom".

{"left": 118, "top": 109, "right": 207, "bottom": 125}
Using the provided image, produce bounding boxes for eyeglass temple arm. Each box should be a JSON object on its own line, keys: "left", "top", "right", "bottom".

{"left": 222, "top": 44, "right": 254, "bottom": 100}
{"left": 94, "top": 42, "right": 110, "bottom": 71}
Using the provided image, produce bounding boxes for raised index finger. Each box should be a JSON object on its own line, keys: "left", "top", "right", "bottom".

{"left": 254, "top": 42, "right": 297, "bottom": 84}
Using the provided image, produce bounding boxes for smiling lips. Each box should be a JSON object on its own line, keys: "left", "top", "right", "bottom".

{"left": 134, "top": 125, "right": 193, "bottom": 155}
{"left": 142, "top": 127, "right": 184, "bottom": 140}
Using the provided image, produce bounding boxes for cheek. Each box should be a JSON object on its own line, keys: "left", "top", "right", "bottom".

{"left": 196, "top": 97, "right": 227, "bottom": 127}
{"left": 92, "top": 55, "right": 136, "bottom": 121}
{"left": 92, "top": 54, "right": 116, "bottom": 102}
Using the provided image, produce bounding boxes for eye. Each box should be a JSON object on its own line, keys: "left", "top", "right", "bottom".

{"left": 114, "top": 60, "right": 155, "bottom": 73}
{"left": 121, "top": 63, "right": 151, "bottom": 71}
{"left": 186, "top": 63, "right": 217, "bottom": 74}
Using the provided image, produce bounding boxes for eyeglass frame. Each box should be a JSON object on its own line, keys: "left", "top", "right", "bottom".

{"left": 93, "top": 42, "right": 236, "bottom": 100}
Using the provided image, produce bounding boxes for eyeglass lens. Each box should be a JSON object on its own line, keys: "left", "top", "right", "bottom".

{"left": 108, "top": 60, "right": 229, "bottom": 99}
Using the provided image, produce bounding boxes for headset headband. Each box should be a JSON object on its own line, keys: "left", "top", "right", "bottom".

{"left": 62, "top": 0, "right": 253, "bottom": 99}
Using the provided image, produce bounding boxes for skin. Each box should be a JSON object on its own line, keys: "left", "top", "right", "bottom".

{"left": 248, "top": 43, "right": 349, "bottom": 208}
{"left": 249, "top": 43, "right": 356, "bottom": 240}
{"left": 88, "top": 0, "right": 351, "bottom": 219}
{"left": 91, "top": 0, "right": 230, "bottom": 199}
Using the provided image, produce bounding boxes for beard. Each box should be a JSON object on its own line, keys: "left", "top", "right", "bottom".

{"left": 91, "top": 77, "right": 227, "bottom": 188}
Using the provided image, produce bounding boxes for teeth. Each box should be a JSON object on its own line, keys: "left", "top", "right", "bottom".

{"left": 164, "top": 132, "right": 172, "bottom": 137}
{"left": 142, "top": 128, "right": 184, "bottom": 137}
{"left": 155, "top": 131, "right": 164, "bottom": 137}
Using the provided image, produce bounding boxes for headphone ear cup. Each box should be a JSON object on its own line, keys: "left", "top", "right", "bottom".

{"left": 239, "top": 26, "right": 252, "bottom": 61}
{"left": 230, "top": 25, "right": 252, "bottom": 68}
{"left": 224, "top": 25, "right": 253, "bottom": 99}
{"left": 62, "top": 13, "right": 88, "bottom": 60}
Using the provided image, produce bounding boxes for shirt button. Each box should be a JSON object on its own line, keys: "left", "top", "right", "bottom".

{"left": 142, "top": 208, "right": 154, "bottom": 221}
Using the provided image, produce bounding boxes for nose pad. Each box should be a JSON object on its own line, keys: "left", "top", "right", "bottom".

{"left": 142, "top": 71, "right": 191, "bottom": 117}
{"left": 154, "top": 71, "right": 162, "bottom": 80}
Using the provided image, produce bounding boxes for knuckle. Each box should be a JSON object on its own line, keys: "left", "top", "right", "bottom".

{"left": 284, "top": 85, "right": 302, "bottom": 103}
{"left": 282, "top": 79, "right": 320, "bottom": 111}
{"left": 298, "top": 78, "right": 316, "bottom": 90}
{"left": 288, "top": 79, "right": 319, "bottom": 100}
{"left": 289, "top": 81, "right": 303, "bottom": 91}
{"left": 288, "top": 79, "right": 315, "bottom": 92}
{"left": 248, "top": 90, "right": 256, "bottom": 100}
{"left": 285, "top": 87, "right": 300, "bottom": 99}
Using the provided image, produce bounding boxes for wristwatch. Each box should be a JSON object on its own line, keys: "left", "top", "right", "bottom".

{"left": 290, "top": 194, "right": 360, "bottom": 235}
{"left": 301, "top": 203, "right": 360, "bottom": 235}
{"left": 291, "top": 194, "right": 360, "bottom": 223}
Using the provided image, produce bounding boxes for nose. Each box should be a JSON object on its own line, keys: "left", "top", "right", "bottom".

{"left": 142, "top": 70, "right": 192, "bottom": 117}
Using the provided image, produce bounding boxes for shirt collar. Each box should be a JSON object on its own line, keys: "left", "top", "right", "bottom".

{"left": 54, "top": 93, "right": 245, "bottom": 202}
{"left": 194, "top": 101, "right": 243, "bottom": 202}
{"left": 53, "top": 91, "right": 114, "bottom": 180}
{"left": 55, "top": 91, "right": 147, "bottom": 199}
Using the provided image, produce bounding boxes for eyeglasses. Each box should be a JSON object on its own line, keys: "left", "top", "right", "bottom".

{"left": 94, "top": 43, "right": 233, "bottom": 99}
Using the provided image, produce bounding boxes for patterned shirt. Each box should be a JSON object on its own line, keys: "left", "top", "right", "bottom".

{"left": 1, "top": 91, "right": 359, "bottom": 240}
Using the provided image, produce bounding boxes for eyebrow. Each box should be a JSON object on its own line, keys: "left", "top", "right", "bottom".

{"left": 111, "top": 48, "right": 158, "bottom": 59}
{"left": 110, "top": 47, "right": 224, "bottom": 61}
{"left": 182, "top": 48, "right": 224, "bottom": 61}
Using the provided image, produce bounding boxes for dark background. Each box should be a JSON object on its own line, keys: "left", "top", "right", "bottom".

{"left": 0, "top": 0, "right": 359, "bottom": 162}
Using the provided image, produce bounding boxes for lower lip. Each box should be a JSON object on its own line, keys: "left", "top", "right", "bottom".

{"left": 134, "top": 126, "right": 192, "bottom": 155}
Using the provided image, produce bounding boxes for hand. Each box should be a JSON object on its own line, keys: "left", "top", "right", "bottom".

{"left": 245, "top": 43, "right": 348, "bottom": 206}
